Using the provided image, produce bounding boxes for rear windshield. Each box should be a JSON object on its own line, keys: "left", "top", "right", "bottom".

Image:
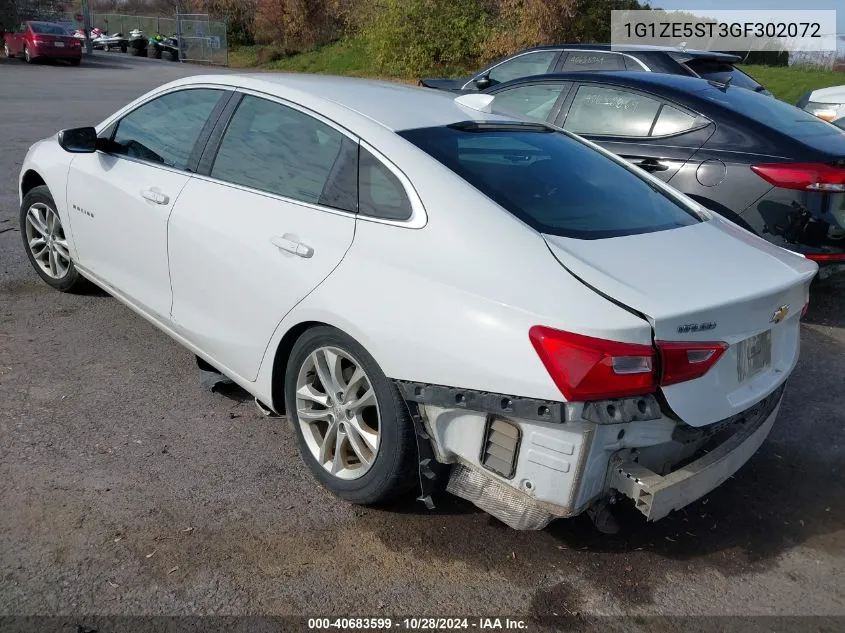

{"left": 399, "top": 125, "right": 701, "bottom": 239}
{"left": 700, "top": 84, "right": 840, "bottom": 139}
{"left": 684, "top": 60, "right": 763, "bottom": 91}
{"left": 30, "top": 22, "right": 70, "bottom": 35}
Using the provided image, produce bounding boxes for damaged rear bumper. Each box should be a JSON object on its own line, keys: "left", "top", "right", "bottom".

{"left": 397, "top": 380, "right": 785, "bottom": 529}
{"left": 610, "top": 397, "right": 779, "bottom": 521}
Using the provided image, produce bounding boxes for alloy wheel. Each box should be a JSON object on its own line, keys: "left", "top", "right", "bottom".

{"left": 4, "top": 43, "right": 10, "bottom": 57}
{"left": 295, "top": 346, "right": 381, "bottom": 480}
{"left": 24, "top": 45, "right": 30, "bottom": 62}
{"left": 25, "top": 203, "right": 70, "bottom": 279}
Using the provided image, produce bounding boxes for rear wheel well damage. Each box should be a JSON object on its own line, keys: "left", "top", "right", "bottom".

{"left": 270, "top": 321, "right": 327, "bottom": 414}
{"left": 21, "top": 170, "right": 46, "bottom": 199}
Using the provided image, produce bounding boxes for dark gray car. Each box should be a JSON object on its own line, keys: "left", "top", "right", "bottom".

{"left": 421, "top": 44, "right": 770, "bottom": 95}
{"left": 481, "top": 71, "right": 845, "bottom": 272}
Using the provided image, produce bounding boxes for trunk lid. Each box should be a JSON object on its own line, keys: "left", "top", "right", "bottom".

{"left": 544, "top": 216, "right": 817, "bottom": 427}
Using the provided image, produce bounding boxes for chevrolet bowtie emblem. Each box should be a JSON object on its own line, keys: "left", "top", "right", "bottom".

{"left": 770, "top": 305, "right": 790, "bottom": 324}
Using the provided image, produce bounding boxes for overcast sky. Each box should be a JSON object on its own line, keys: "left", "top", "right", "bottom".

{"left": 653, "top": 1, "right": 844, "bottom": 32}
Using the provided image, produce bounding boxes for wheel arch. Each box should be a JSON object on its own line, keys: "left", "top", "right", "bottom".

{"left": 21, "top": 169, "right": 46, "bottom": 200}
{"left": 269, "top": 320, "right": 330, "bottom": 414}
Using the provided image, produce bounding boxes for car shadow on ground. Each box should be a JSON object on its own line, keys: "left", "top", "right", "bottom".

{"left": 804, "top": 278, "right": 845, "bottom": 328}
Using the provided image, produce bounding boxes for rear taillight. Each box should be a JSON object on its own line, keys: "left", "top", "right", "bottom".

{"left": 529, "top": 327, "right": 656, "bottom": 400}
{"left": 656, "top": 341, "right": 728, "bottom": 387}
{"left": 805, "top": 252, "right": 845, "bottom": 262}
{"left": 751, "top": 163, "right": 845, "bottom": 193}
{"left": 530, "top": 327, "right": 728, "bottom": 401}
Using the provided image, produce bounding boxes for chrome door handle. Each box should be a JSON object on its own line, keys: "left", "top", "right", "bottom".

{"left": 271, "top": 234, "right": 314, "bottom": 258}
{"left": 141, "top": 188, "right": 169, "bottom": 204}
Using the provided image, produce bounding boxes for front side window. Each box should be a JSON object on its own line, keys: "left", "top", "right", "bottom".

{"left": 561, "top": 51, "right": 625, "bottom": 71}
{"left": 358, "top": 148, "right": 412, "bottom": 221}
{"left": 493, "top": 84, "right": 569, "bottom": 122}
{"left": 399, "top": 125, "right": 700, "bottom": 240}
{"left": 563, "top": 85, "right": 662, "bottom": 137}
{"left": 486, "top": 51, "right": 558, "bottom": 84}
{"left": 211, "top": 95, "right": 357, "bottom": 212}
{"left": 111, "top": 88, "right": 223, "bottom": 169}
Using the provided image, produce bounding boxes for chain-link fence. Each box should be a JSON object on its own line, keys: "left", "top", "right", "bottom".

{"left": 90, "top": 12, "right": 228, "bottom": 66}
{"left": 177, "top": 13, "right": 228, "bottom": 66}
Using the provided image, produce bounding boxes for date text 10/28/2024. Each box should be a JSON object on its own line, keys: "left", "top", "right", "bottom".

{"left": 308, "top": 618, "right": 529, "bottom": 630}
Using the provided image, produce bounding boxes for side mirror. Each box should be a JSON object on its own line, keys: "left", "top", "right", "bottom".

{"left": 58, "top": 127, "right": 98, "bottom": 153}
{"left": 473, "top": 74, "right": 492, "bottom": 90}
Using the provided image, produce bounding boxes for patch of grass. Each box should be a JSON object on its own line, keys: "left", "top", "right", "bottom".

{"left": 230, "top": 38, "right": 377, "bottom": 77}
{"left": 228, "top": 37, "right": 473, "bottom": 80}
{"left": 739, "top": 65, "right": 845, "bottom": 104}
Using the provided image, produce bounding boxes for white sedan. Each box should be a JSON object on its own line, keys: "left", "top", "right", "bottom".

{"left": 18, "top": 74, "right": 817, "bottom": 530}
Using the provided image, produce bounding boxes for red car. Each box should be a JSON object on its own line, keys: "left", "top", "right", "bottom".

{"left": 4, "top": 21, "right": 82, "bottom": 65}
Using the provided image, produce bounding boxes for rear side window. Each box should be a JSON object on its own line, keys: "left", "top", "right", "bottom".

{"left": 561, "top": 51, "right": 625, "bottom": 71}
{"left": 358, "top": 147, "right": 412, "bottom": 221}
{"left": 564, "top": 85, "right": 661, "bottom": 137}
{"left": 493, "top": 83, "right": 569, "bottom": 122}
{"left": 112, "top": 88, "right": 224, "bottom": 169}
{"left": 399, "top": 125, "right": 700, "bottom": 239}
{"left": 651, "top": 105, "right": 697, "bottom": 136}
{"left": 486, "top": 51, "right": 558, "bottom": 84}
{"left": 211, "top": 95, "right": 357, "bottom": 212}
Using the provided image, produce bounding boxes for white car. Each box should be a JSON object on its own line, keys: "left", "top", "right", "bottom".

{"left": 18, "top": 74, "right": 817, "bottom": 530}
{"left": 798, "top": 85, "right": 845, "bottom": 122}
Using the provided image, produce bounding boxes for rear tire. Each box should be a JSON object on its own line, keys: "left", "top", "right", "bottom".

{"left": 20, "top": 186, "right": 84, "bottom": 292}
{"left": 285, "top": 326, "right": 417, "bottom": 505}
{"left": 4, "top": 42, "right": 12, "bottom": 58}
{"left": 24, "top": 45, "right": 33, "bottom": 63}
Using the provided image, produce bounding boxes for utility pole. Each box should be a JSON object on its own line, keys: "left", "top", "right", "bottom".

{"left": 81, "top": 0, "right": 92, "bottom": 55}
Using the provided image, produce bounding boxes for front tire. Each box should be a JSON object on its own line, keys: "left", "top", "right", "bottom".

{"left": 285, "top": 326, "right": 417, "bottom": 504}
{"left": 20, "top": 186, "right": 84, "bottom": 292}
{"left": 4, "top": 42, "right": 12, "bottom": 58}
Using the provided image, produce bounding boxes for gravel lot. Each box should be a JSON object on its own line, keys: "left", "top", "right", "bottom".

{"left": 1, "top": 52, "right": 844, "bottom": 629}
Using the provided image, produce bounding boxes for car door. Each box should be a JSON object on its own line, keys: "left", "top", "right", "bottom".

{"left": 166, "top": 93, "right": 358, "bottom": 381}
{"left": 554, "top": 83, "right": 713, "bottom": 182}
{"left": 65, "top": 87, "right": 229, "bottom": 320}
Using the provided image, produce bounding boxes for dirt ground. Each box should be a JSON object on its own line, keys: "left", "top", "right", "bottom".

{"left": 1, "top": 52, "right": 844, "bottom": 631}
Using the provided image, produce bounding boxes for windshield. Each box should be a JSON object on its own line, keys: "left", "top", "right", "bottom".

{"left": 30, "top": 22, "right": 71, "bottom": 35}
{"left": 701, "top": 83, "right": 840, "bottom": 139}
{"left": 399, "top": 125, "right": 701, "bottom": 239}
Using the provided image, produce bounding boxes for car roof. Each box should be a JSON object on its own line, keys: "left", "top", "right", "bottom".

{"left": 513, "top": 43, "right": 740, "bottom": 62}
{"left": 167, "top": 73, "right": 517, "bottom": 131}
{"left": 496, "top": 70, "right": 720, "bottom": 96}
